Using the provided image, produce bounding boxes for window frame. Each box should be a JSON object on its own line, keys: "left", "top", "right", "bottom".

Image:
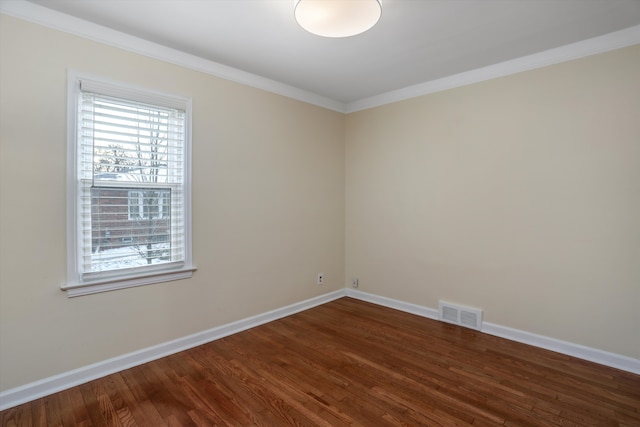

{"left": 64, "top": 71, "right": 195, "bottom": 297}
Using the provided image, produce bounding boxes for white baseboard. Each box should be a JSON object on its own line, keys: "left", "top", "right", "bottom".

{"left": 345, "top": 288, "right": 439, "bottom": 319}
{"left": 2, "top": 288, "right": 638, "bottom": 410}
{"left": 0, "top": 289, "right": 345, "bottom": 411}
{"left": 346, "top": 289, "right": 640, "bottom": 375}
{"left": 481, "top": 322, "right": 640, "bottom": 375}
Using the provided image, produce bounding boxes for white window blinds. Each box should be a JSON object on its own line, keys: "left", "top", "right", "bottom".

{"left": 77, "top": 81, "right": 187, "bottom": 280}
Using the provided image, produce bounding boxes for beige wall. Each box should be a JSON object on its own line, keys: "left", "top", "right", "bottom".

{"left": 0, "top": 16, "right": 345, "bottom": 391}
{"left": 346, "top": 45, "right": 640, "bottom": 359}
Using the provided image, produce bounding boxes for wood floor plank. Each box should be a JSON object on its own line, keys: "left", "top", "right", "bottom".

{"left": 2, "top": 297, "right": 639, "bottom": 426}
{"left": 77, "top": 382, "right": 109, "bottom": 427}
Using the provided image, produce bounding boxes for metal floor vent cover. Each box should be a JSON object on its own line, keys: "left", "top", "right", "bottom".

{"left": 438, "top": 301, "right": 483, "bottom": 331}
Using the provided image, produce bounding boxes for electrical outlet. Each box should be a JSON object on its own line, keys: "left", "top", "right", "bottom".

{"left": 317, "top": 273, "right": 324, "bottom": 285}
{"left": 351, "top": 277, "right": 359, "bottom": 288}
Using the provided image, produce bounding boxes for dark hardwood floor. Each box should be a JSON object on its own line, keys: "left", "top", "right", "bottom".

{"left": 1, "top": 297, "right": 639, "bottom": 426}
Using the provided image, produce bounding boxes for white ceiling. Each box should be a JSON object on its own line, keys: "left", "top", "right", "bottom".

{"left": 5, "top": 0, "right": 640, "bottom": 111}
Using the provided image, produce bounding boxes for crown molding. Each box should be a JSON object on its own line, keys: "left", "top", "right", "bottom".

{"left": 345, "top": 24, "right": 640, "bottom": 113}
{"left": 1, "top": 1, "right": 638, "bottom": 114}
{"left": 0, "top": 0, "right": 347, "bottom": 113}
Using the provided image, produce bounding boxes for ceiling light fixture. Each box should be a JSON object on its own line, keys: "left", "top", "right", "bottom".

{"left": 294, "top": 0, "right": 382, "bottom": 38}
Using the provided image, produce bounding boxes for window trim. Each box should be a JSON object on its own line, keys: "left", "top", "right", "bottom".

{"left": 64, "top": 70, "right": 195, "bottom": 297}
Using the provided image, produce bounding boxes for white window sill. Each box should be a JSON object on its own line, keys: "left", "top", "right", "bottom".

{"left": 61, "top": 266, "right": 197, "bottom": 297}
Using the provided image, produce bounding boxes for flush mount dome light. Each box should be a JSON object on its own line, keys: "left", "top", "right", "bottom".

{"left": 294, "top": 0, "right": 382, "bottom": 38}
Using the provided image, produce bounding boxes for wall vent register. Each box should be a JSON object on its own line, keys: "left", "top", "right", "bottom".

{"left": 438, "top": 301, "right": 483, "bottom": 331}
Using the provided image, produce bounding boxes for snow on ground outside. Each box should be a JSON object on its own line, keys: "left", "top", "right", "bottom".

{"left": 92, "top": 244, "right": 170, "bottom": 271}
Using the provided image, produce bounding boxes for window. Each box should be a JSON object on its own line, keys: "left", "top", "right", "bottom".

{"left": 64, "top": 72, "right": 194, "bottom": 296}
{"left": 128, "top": 189, "right": 170, "bottom": 220}
{"left": 128, "top": 190, "right": 145, "bottom": 220}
